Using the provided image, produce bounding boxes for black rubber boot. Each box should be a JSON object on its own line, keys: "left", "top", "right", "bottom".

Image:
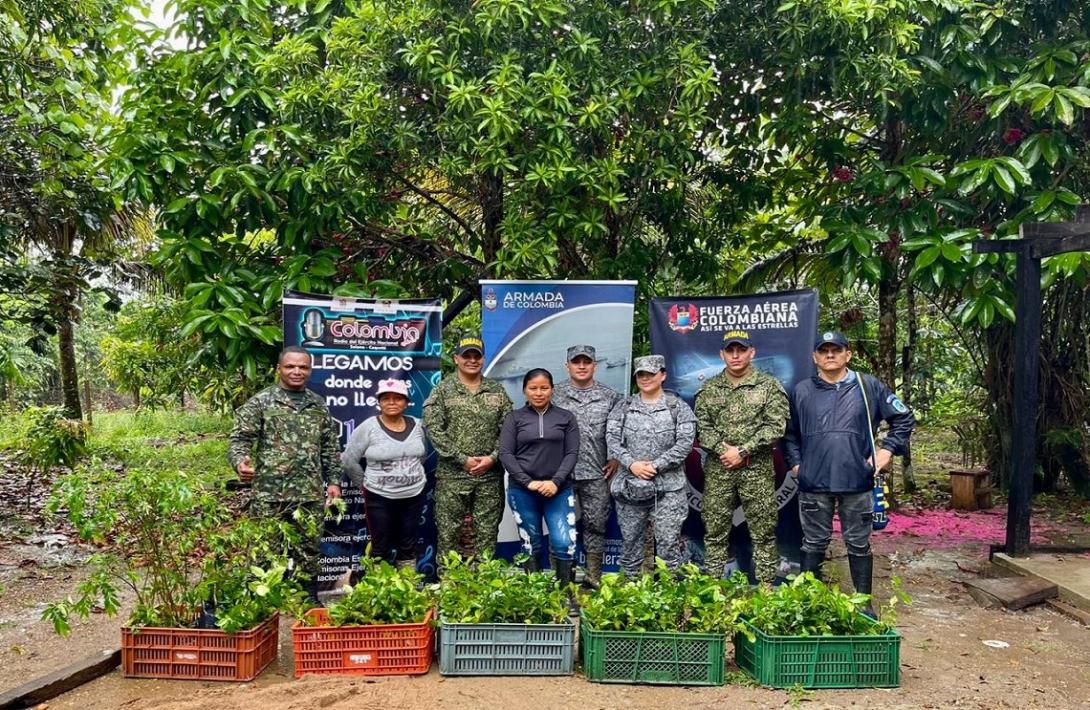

{"left": 848, "top": 554, "right": 876, "bottom": 618}
{"left": 554, "top": 559, "right": 578, "bottom": 616}
{"left": 522, "top": 555, "right": 541, "bottom": 573}
{"left": 800, "top": 549, "right": 825, "bottom": 581}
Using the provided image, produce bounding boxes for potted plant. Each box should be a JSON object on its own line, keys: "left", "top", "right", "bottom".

{"left": 579, "top": 560, "right": 750, "bottom": 686}
{"left": 291, "top": 554, "right": 436, "bottom": 677}
{"left": 733, "top": 572, "right": 906, "bottom": 689}
{"left": 43, "top": 459, "right": 309, "bottom": 681}
{"left": 437, "top": 553, "right": 575, "bottom": 676}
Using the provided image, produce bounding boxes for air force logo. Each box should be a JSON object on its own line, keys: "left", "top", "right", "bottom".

{"left": 887, "top": 394, "right": 908, "bottom": 414}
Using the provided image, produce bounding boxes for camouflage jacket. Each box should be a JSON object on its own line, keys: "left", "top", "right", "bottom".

{"left": 606, "top": 392, "right": 696, "bottom": 493}
{"left": 227, "top": 385, "right": 343, "bottom": 504}
{"left": 553, "top": 380, "right": 623, "bottom": 481}
{"left": 423, "top": 376, "right": 512, "bottom": 470}
{"left": 694, "top": 368, "right": 789, "bottom": 463}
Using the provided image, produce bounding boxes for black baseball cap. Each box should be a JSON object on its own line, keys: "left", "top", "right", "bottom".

{"left": 813, "top": 331, "right": 850, "bottom": 350}
{"left": 454, "top": 336, "right": 485, "bottom": 356}
{"left": 721, "top": 330, "right": 753, "bottom": 348}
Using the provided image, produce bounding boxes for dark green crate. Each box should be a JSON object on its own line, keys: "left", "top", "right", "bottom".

{"left": 733, "top": 618, "right": 901, "bottom": 689}
{"left": 580, "top": 621, "right": 726, "bottom": 686}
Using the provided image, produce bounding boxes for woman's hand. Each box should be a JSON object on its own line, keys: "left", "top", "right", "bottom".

{"left": 536, "top": 481, "right": 558, "bottom": 497}
{"left": 630, "top": 461, "right": 657, "bottom": 480}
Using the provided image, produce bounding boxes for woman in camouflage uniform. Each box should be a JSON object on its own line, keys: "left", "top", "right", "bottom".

{"left": 606, "top": 355, "right": 697, "bottom": 577}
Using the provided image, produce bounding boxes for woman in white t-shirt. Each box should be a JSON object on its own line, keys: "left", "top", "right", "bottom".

{"left": 343, "top": 379, "right": 428, "bottom": 569}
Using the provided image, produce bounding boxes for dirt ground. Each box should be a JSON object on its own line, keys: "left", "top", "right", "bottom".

{"left": 4, "top": 511, "right": 1090, "bottom": 710}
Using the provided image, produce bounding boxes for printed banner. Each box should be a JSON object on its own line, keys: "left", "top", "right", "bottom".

{"left": 283, "top": 292, "right": 443, "bottom": 588}
{"left": 649, "top": 290, "right": 819, "bottom": 576}
{"left": 481, "top": 280, "right": 637, "bottom": 568}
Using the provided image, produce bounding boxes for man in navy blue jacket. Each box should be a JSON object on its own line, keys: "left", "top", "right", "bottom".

{"left": 783, "top": 331, "right": 915, "bottom": 610}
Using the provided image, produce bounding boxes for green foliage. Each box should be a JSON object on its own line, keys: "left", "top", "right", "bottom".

{"left": 325, "top": 556, "right": 434, "bottom": 627}
{"left": 737, "top": 573, "right": 896, "bottom": 639}
{"left": 25, "top": 405, "right": 87, "bottom": 472}
{"left": 580, "top": 559, "right": 750, "bottom": 634}
{"left": 439, "top": 552, "right": 569, "bottom": 625}
{"left": 42, "top": 458, "right": 305, "bottom": 633}
{"left": 100, "top": 297, "right": 195, "bottom": 408}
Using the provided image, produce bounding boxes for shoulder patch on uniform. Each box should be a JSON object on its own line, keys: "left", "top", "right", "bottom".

{"left": 887, "top": 394, "right": 908, "bottom": 413}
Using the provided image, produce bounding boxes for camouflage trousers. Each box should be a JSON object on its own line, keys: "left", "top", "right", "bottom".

{"left": 434, "top": 463, "right": 504, "bottom": 566}
{"left": 573, "top": 477, "right": 611, "bottom": 560}
{"left": 615, "top": 488, "right": 687, "bottom": 577}
{"left": 703, "top": 459, "right": 778, "bottom": 584}
{"left": 251, "top": 499, "right": 322, "bottom": 582}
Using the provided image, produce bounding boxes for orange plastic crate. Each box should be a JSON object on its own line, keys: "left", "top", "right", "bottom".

{"left": 121, "top": 612, "right": 279, "bottom": 681}
{"left": 291, "top": 608, "right": 434, "bottom": 677}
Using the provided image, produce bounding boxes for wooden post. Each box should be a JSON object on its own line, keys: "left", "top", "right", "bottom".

{"left": 973, "top": 206, "right": 1090, "bottom": 556}
{"left": 1007, "top": 243, "right": 1039, "bottom": 555}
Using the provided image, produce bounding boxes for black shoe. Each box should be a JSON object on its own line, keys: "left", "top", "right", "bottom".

{"left": 800, "top": 550, "right": 825, "bottom": 581}
{"left": 848, "top": 554, "right": 875, "bottom": 618}
{"left": 522, "top": 556, "right": 541, "bottom": 573}
{"left": 554, "top": 559, "right": 579, "bottom": 616}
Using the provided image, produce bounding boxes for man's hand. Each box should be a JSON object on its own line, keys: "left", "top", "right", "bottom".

{"left": 602, "top": 459, "right": 620, "bottom": 480}
{"left": 869, "top": 448, "right": 894, "bottom": 472}
{"left": 325, "top": 484, "right": 342, "bottom": 505}
{"left": 790, "top": 465, "right": 800, "bottom": 478}
{"left": 236, "top": 456, "right": 255, "bottom": 481}
{"left": 537, "top": 481, "right": 559, "bottom": 497}
{"left": 721, "top": 445, "right": 745, "bottom": 469}
{"left": 469, "top": 455, "right": 494, "bottom": 475}
{"left": 463, "top": 456, "right": 479, "bottom": 473}
{"left": 630, "top": 461, "right": 657, "bottom": 480}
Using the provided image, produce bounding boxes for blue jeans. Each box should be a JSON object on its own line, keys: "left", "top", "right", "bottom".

{"left": 507, "top": 484, "right": 577, "bottom": 562}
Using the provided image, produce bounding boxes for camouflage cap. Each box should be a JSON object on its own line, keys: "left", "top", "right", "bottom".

{"left": 454, "top": 336, "right": 485, "bottom": 356}
{"left": 566, "top": 344, "right": 596, "bottom": 361}
{"left": 633, "top": 354, "right": 666, "bottom": 375}
{"left": 814, "top": 331, "right": 850, "bottom": 350}
{"left": 721, "top": 330, "right": 753, "bottom": 348}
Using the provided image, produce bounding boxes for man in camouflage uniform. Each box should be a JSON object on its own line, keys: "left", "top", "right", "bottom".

{"left": 694, "top": 330, "right": 789, "bottom": 585}
{"left": 423, "top": 336, "right": 513, "bottom": 567}
{"left": 606, "top": 355, "right": 696, "bottom": 577}
{"left": 552, "top": 344, "right": 622, "bottom": 588}
{"left": 228, "top": 346, "right": 343, "bottom": 599}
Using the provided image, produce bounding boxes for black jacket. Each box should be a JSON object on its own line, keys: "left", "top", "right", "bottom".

{"left": 783, "top": 371, "right": 915, "bottom": 494}
{"left": 499, "top": 404, "right": 580, "bottom": 490}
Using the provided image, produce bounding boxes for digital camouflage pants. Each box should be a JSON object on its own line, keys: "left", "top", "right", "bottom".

{"left": 703, "top": 459, "right": 778, "bottom": 584}
{"left": 615, "top": 488, "right": 687, "bottom": 577}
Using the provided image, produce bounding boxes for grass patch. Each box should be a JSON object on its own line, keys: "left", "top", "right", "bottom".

{"left": 87, "top": 410, "right": 233, "bottom": 476}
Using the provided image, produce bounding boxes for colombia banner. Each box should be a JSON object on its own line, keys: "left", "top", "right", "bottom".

{"left": 649, "top": 290, "right": 819, "bottom": 576}
{"left": 481, "top": 280, "right": 637, "bottom": 568}
{"left": 284, "top": 292, "right": 443, "bottom": 589}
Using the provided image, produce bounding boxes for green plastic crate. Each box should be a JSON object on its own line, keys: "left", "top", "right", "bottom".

{"left": 733, "top": 617, "right": 901, "bottom": 689}
{"left": 439, "top": 619, "right": 575, "bottom": 675}
{"left": 580, "top": 621, "right": 726, "bottom": 686}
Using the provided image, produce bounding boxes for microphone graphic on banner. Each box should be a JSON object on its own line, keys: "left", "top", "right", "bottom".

{"left": 302, "top": 308, "right": 325, "bottom": 346}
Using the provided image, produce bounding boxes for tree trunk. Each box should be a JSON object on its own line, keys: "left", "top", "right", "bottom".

{"left": 83, "top": 378, "right": 93, "bottom": 425}
{"left": 56, "top": 312, "right": 82, "bottom": 420}
{"left": 876, "top": 269, "right": 899, "bottom": 390}
{"left": 899, "top": 284, "right": 918, "bottom": 493}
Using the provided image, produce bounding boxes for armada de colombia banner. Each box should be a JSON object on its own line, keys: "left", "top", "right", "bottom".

{"left": 481, "top": 280, "right": 638, "bottom": 567}
{"left": 283, "top": 292, "right": 443, "bottom": 590}
{"left": 650, "top": 290, "right": 819, "bottom": 576}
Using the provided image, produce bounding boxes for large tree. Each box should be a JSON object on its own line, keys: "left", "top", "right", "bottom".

{"left": 0, "top": 0, "right": 148, "bottom": 418}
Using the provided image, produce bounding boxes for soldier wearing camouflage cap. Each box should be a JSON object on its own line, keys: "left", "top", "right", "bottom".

{"left": 424, "top": 336, "right": 513, "bottom": 568}
{"left": 552, "top": 344, "right": 622, "bottom": 588}
{"left": 228, "top": 346, "right": 343, "bottom": 602}
{"left": 694, "top": 330, "right": 789, "bottom": 585}
{"left": 606, "top": 354, "right": 697, "bottom": 576}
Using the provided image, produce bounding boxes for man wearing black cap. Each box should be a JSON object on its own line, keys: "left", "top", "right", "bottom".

{"left": 694, "top": 330, "right": 789, "bottom": 585}
{"left": 424, "top": 336, "right": 513, "bottom": 567}
{"left": 783, "top": 331, "right": 915, "bottom": 612}
{"left": 553, "top": 344, "right": 622, "bottom": 588}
